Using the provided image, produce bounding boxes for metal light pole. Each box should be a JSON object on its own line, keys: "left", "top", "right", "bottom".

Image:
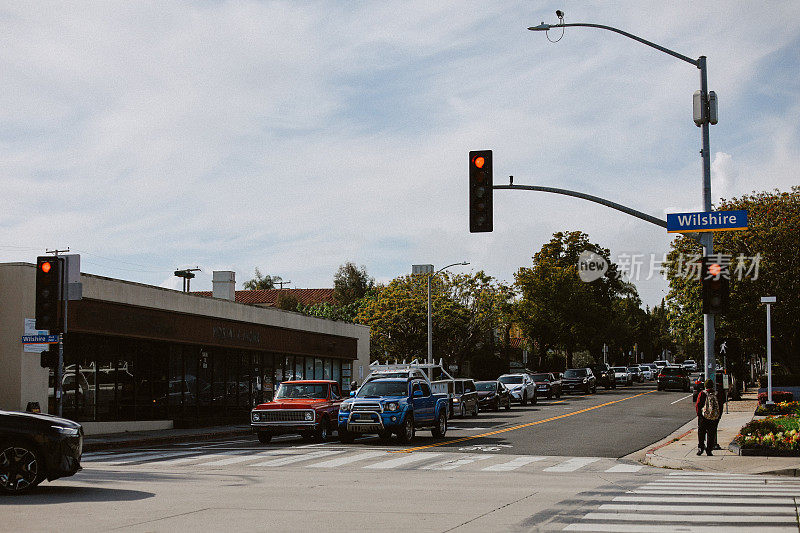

{"left": 761, "top": 296, "right": 777, "bottom": 404}
{"left": 528, "top": 16, "right": 717, "bottom": 387}
{"left": 412, "top": 262, "right": 469, "bottom": 377}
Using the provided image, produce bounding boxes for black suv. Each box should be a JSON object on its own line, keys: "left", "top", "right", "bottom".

{"left": 561, "top": 368, "right": 597, "bottom": 394}
{"left": 589, "top": 363, "right": 616, "bottom": 390}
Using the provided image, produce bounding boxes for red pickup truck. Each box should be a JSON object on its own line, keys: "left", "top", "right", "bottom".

{"left": 250, "top": 380, "right": 344, "bottom": 444}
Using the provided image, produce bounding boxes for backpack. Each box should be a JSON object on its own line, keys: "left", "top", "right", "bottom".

{"left": 702, "top": 391, "right": 720, "bottom": 420}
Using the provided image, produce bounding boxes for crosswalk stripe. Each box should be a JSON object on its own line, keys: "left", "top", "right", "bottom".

{"left": 653, "top": 479, "right": 800, "bottom": 485}
{"left": 306, "top": 451, "right": 386, "bottom": 468}
{"left": 543, "top": 457, "right": 600, "bottom": 472}
{"left": 603, "top": 464, "right": 642, "bottom": 473}
{"left": 482, "top": 456, "right": 545, "bottom": 472}
{"left": 422, "top": 454, "right": 494, "bottom": 471}
{"left": 598, "top": 503, "right": 796, "bottom": 514}
{"left": 613, "top": 495, "right": 797, "bottom": 505}
{"left": 86, "top": 451, "right": 200, "bottom": 465}
{"left": 197, "top": 452, "right": 272, "bottom": 467}
{"left": 564, "top": 524, "right": 796, "bottom": 532}
{"left": 582, "top": 512, "right": 797, "bottom": 524}
{"left": 631, "top": 489, "right": 800, "bottom": 496}
{"left": 363, "top": 453, "right": 441, "bottom": 469}
{"left": 643, "top": 483, "right": 800, "bottom": 491}
{"left": 250, "top": 450, "right": 343, "bottom": 467}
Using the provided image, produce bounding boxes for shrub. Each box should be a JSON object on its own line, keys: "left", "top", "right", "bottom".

{"left": 755, "top": 401, "right": 800, "bottom": 416}
{"left": 758, "top": 391, "right": 793, "bottom": 404}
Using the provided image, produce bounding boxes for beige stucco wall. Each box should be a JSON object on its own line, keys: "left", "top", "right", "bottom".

{"left": 0, "top": 262, "right": 370, "bottom": 415}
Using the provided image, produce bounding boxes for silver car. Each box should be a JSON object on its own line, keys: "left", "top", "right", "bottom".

{"left": 498, "top": 373, "right": 537, "bottom": 405}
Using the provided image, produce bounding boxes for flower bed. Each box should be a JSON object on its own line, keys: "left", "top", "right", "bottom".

{"left": 755, "top": 401, "right": 800, "bottom": 416}
{"left": 734, "top": 416, "right": 800, "bottom": 455}
{"left": 758, "top": 390, "right": 793, "bottom": 404}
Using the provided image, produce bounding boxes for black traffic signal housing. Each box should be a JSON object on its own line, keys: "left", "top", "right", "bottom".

{"left": 701, "top": 256, "right": 729, "bottom": 315}
{"left": 36, "top": 256, "right": 64, "bottom": 333}
{"left": 40, "top": 349, "right": 58, "bottom": 369}
{"left": 469, "top": 150, "right": 493, "bottom": 232}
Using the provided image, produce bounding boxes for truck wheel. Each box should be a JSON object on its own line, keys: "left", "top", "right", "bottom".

{"left": 521, "top": 393, "right": 528, "bottom": 406}
{"left": 397, "top": 415, "right": 415, "bottom": 444}
{"left": 431, "top": 411, "right": 447, "bottom": 439}
{"left": 530, "top": 392, "right": 537, "bottom": 405}
{"left": 472, "top": 403, "right": 479, "bottom": 417}
{"left": 314, "top": 418, "right": 330, "bottom": 442}
{"left": 339, "top": 428, "right": 355, "bottom": 444}
{"left": 505, "top": 398, "right": 511, "bottom": 410}
{"left": 256, "top": 432, "right": 272, "bottom": 444}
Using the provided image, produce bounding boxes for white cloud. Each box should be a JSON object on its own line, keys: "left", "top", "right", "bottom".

{"left": 1, "top": 2, "right": 799, "bottom": 308}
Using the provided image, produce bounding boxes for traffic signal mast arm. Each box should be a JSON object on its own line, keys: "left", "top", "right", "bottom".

{"left": 493, "top": 183, "right": 702, "bottom": 243}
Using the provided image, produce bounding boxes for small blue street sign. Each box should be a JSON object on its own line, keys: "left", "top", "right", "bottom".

{"left": 21, "top": 335, "right": 60, "bottom": 344}
{"left": 666, "top": 210, "right": 748, "bottom": 233}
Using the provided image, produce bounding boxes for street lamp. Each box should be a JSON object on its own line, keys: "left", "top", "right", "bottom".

{"left": 761, "top": 296, "right": 777, "bottom": 404}
{"left": 529, "top": 13, "right": 718, "bottom": 387}
{"left": 412, "top": 262, "right": 470, "bottom": 377}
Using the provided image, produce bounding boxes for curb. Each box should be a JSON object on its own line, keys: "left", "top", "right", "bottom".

{"left": 83, "top": 427, "right": 253, "bottom": 452}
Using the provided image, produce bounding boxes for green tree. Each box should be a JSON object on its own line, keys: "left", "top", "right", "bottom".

{"left": 665, "top": 187, "right": 800, "bottom": 371}
{"left": 243, "top": 268, "right": 281, "bottom": 290}
{"left": 514, "top": 231, "right": 632, "bottom": 369}
{"left": 333, "top": 262, "right": 375, "bottom": 305}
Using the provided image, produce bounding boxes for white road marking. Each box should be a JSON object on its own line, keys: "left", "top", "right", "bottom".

{"left": 543, "top": 457, "right": 600, "bottom": 472}
{"left": 613, "top": 495, "right": 797, "bottom": 505}
{"left": 421, "top": 454, "right": 494, "bottom": 470}
{"left": 670, "top": 394, "right": 692, "bottom": 404}
{"left": 598, "top": 503, "right": 796, "bottom": 514}
{"left": 604, "top": 463, "right": 643, "bottom": 473}
{"left": 363, "top": 453, "right": 441, "bottom": 470}
{"left": 582, "top": 512, "right": 796, "bottom": 524}
{"left": 306, "top": 451, "right": 386, "bottom": 468}
{"left": 250, "top": 450, "right": 343, "bottom": 467}
{"left": 564, "top": 525, "right": 796, "bottom": 532}
{"left": 482, "top": 456, "right": 545, "bottom": 472}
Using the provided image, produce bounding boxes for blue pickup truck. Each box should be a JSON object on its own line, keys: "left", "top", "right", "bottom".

{"left": 337, "top": 377, "right": 449, "bottom": 443}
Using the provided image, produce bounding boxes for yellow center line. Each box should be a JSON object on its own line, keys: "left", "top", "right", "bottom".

{"left": 391, "top": 389, "right": 658, "bottom": 453}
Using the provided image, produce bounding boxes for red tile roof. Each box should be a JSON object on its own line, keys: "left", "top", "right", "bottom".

{"left": 194, "top": 288, "right": 335, "bottom": 307}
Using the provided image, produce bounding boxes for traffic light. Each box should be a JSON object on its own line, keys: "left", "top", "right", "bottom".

{"left": 701, "top": 256, "right": 729, "bottom": 315}
{"left": 39, "top": 349, "right": 58, "bottom": 369}
{"left": 36, "top": 256, "right": 64, "bottom": 333}
{"left": 469, "top": 150, "right": 493, "bottom": 232}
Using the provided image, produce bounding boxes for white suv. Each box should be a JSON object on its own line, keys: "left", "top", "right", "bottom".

{"left": 498, "top": 373, "right": 537, "bottom": 405}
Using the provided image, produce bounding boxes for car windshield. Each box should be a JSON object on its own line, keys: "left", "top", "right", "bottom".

{"left": 661, "top": 367, "right": 685, "bottom": 376}
{"left": 476, "top": 382, "right": 497, "bottom": 392}
{"left": 275, "top": 383, "right": 328, "bottom": 399}
{"left": 627, "top": 367, "right": 639, "bottom": 372}
{"left": 563, "top": 369, "right": 587, "bottom": 378}
{"left": 499, "top": 375, "right": 523, "bottom": 384}
{"left": 531, "top": 374, "right": 551, "bottom": 381}
{"left": 611, "top": 367, "right": 627, "bottom": 372}
{"left": 356, "top": 381, "right": 408, "bottom": 397}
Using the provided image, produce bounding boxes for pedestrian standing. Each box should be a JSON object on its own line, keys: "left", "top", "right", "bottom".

{"left": 696, "top": 379, "right": 722, "bottom": 456}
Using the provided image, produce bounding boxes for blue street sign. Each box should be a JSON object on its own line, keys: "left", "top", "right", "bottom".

{"left": 21, "top": 335, "right": 60, "bottom": 344}
{"left": 666, "top": 210, "right": 748, "bottom": 233}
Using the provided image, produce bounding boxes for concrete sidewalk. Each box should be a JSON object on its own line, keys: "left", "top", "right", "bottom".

{"left": 629, "top": 391, "right": 800, "bottom": 475}
{"left": 83, "top": 424, "right": 252, "bottom": 452}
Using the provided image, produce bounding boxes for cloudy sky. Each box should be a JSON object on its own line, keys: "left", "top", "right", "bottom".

{"left": 2, "top": 1, "right": 798, "bottom": 306}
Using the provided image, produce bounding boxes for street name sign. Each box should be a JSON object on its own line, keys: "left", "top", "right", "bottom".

{"left": 666, "top": 210, "right": 748, "bottom": 233}
{"left": 21, "top": 334, "right": 60, "bottom": 344}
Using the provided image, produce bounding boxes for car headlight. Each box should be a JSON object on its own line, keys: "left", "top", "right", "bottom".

{"left": 251, "top": 412, "right": 261, "bottom": 422}
{"left": 51, "top": 425, "right": 80, "bottom": 436}
{"left": 339, "top": 403, "right": 351, "bottom": 412}
{"left": 386, "top": 402, "right": 399, "bottom": 411}
{"left": 582, "top": 378, "right": 588, "bottom": 384}
{"left": 452, "top": 398, "right": 460, "bottom": 403}
{"left": 304, "top": 412, "right": 314, "bottom": 421}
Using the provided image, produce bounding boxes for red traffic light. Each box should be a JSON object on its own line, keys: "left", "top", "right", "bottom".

{"left": 708, "top": 263, "right": 721, "bottom": 277}
{"left": 472, "top": 156, "right": 485, "bottom": 169}
{"left": 40, "top": 261, "right": 52, "bottom": 273}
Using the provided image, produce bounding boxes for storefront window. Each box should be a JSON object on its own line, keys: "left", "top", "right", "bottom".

{"left": 332, "top": 360, "right": 340, "bottom": 386}
{"left": 324, "top": 359, "right": 332, "bottom": 380}
{"left": 305, "top": 357, "right": 314, "bottom": 381}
